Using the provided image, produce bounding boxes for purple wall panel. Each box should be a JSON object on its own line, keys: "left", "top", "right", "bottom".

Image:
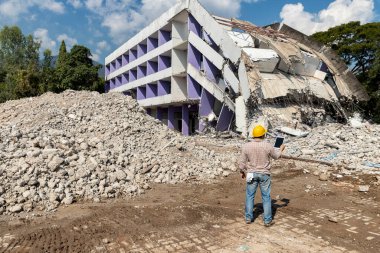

{"left": 199, "top": 89, "right": 215, "bottom": 117}
{"left": 146, "top": 83, "right": 158, "bottom": 98}
{"left": 168, "top": 106, "right": 175, "bottom": 129}
{"left": 158, "top": 80, "right": 171, "bottom": 96}
{"left": 203, "top": 57, "right": 219, "bottom": 83}
{"left": 182, "top": 105, "right": 189, "bottom": 136}
{"left": 203, "top": 31, "right": 218, "bottom": 50}
{"left": 158, "top": 55, "right": 171, "bottom": 71}
{"left": 158, "top": 30, "right": 171, "bottom": 46}
{"left": 116, "top": 76, "right": 122, "bottom": 87}
{"left": 187, "top": 75, "right": 202, "bottom": 99}
{"left": 110, "top": 61, "right": 115, "bottom": 72}
{"left": 156, "top": 107, "right": 163, "bottom": 120}
{"left": 129, "top": 49, "right": 137, "bottom": 62}
{"left": 147, "top": 61, "right": 158, "bottom": 75}
{"left": 122, "top": 54, "right": 129, "bottom": 66}
{"left": 105, "top": 81, "right": 110, "bottom": 92}
{"left": 105, "top": 64, "right": 110, "bottom": 75}
{"left": 216, "top": 104, "right": 234, "bottom": 132}
{"left": 188, "top": 44, "right": 202, "bottom": 70}
{"left": 188, "top": 14, "right": 202, "bottom": 37}
{"left": 147, "top": 37, "right": 158, "bottom": 52}
{"left": 137, "top": 86, "right": 146, "bottom": 100}
{"left": 137, "top": 44, "right": 147, "bottom": 58}
{"left": 129, "top": 69, "right": 137, "bottom": 82}
{"left": 110, "top": 79, "right": 115, "bottom": 89}
{"left": 116, "top": 57, "right": 122, "bottom": 69}
{"left": 122, "top": 73, "right": 128, "bottom": 85}
{"left": 137, "top": 66, "right": 147, "bottom": 79}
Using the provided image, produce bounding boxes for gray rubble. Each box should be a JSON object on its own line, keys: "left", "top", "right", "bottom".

{"left": 282, "top": 123, "right": 380, "bottom": 174}
{"left": 0, "top": 91, "right": 238, "bottom": 214}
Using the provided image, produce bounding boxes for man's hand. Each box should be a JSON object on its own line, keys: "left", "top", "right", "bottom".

{"left": 280, "top": 144, "right": 286, "bottom": 152}
{"left": 240, "top": 171, "right": 246, "bottom": 179}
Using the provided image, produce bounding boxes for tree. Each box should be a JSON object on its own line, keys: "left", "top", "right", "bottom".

{"left": 312, "top": 22, "right": 380, "bottom": 123}
{"left": 55, "top": 44, "right": 103, "bottom": 92}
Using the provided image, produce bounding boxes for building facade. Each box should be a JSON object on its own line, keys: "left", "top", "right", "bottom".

{"left": 105, "top": 0, "right": 368, "bottom": 136}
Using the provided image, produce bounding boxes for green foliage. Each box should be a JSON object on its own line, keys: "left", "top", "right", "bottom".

{"left": 54, "top": 44, "right": 103, "bottom": 92}
{"left": 312, "top": 21, "right": 380, "bottom": 123}
{"left": 0, "top": 26, "right": 104, "bottom": 104}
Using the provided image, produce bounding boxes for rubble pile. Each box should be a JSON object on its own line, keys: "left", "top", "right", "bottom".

{"left": 283, "top": 123, "right": 380, "bottom": 173}
{"left": 0, "top": 91, "right": 238, "bottom": 214}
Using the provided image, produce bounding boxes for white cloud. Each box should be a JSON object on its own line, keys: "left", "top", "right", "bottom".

{"left": 0, "top": 0, "right": 65, "bottom": 22}
{"left": 33, "top": 28, "right": 57, "bottom": 53}
{"left": 67, "top": 0, "right": 83, "bottom": 9}
{"left": 97, "top": 40, "right": 110, "bottom": 51}
{"left": 85, "top": 0, "right": 103, "bottom": 10}
{"left": 86, "top": 0, "right": 260, "bottom": 45}
{"left": 91, "top": 53, "right": 100, "bottom": 61}
{"left": 57, "top": 34, "right": 78, "bottom": 49}
{"left": 280, "top": 0, "right": 375, "bottom": 35}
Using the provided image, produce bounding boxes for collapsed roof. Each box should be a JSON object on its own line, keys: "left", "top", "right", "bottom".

{"left": 212, "top": 16, "right": 369, "bottom": 133}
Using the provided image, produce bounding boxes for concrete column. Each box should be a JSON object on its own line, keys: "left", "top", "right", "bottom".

{"left": 147, "top": 37, "right": 158, "bottom": 52}
{"left": 188, "top": 44, "right": 201, "bottom": 70}
{"left": 187, "top": 75, "right": 202, "bottom": 99}
{"left": 158, "top": 80, "right": 171, "bottom": 96}
{"left": 188, "top": 14, "right": 202, "bottom": 37}
{"left": 182, "top": 105, "right": 189, "bottom": 136}
{"left": 147, "top": 61, "right": 158, "bottom": 75}
{"left": 168, "top": 106, "right": 175, "bottom": 129}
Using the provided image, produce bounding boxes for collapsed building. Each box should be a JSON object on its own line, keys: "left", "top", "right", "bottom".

{"left": 104, "top": 0, "right": 369, "bottom": 136}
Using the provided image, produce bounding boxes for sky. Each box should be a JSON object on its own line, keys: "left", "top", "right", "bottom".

{"left": 0, "top": 0, "right": 379, "bottom": 63}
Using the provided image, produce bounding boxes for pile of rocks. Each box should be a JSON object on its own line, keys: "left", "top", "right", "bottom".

{"left": 283, "top": 123, "right": 380, "bottom": 173}
{"left": 0, "top": 91, "right": 238, "bottom": 214}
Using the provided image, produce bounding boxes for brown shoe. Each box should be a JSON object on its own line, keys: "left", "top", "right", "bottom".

{"left": 264, "top": 221, "right": 275, "bottom": 227}
{"left": 245, "top": 220, "right": 252, "bottom": 224}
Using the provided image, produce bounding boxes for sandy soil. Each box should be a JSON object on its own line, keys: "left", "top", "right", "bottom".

{"left": 0, "top": 161, "right": 379, "bottom": 253}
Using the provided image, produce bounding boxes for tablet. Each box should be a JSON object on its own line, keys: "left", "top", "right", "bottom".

{"left": 274, "top": 137, "right": 284, "bottom": 148}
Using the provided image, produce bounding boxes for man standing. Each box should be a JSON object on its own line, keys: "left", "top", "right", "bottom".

{"left": 239, "top": 125, "right": 285, "bottom": 227}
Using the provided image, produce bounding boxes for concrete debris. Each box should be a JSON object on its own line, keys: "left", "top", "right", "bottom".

{"left": 282, "top": 123, "right": 380, "bottom": 174}
{"left": 280, "top": 127, "right": 309, "bottom": 137}
{"left": 0, "top": 91, "right": 239, "bottom": 214}
{"left": 319, "top": 173, "right": 329, "bottom": 181}
{"left": 358, "top": 185, "right": 370, "bottom": 192}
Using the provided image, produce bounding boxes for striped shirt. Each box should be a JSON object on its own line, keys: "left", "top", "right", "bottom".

{"left": 239, "top": 139, "right": 281, "bottom": 175}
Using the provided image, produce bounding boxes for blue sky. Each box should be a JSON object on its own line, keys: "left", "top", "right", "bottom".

{"left": 0, "top": 0, "right": 379, "bottom": 64}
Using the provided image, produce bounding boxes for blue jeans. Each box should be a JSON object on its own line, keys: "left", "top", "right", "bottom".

{"left": 245, "top": 173, "right": 272, "bottom": 224}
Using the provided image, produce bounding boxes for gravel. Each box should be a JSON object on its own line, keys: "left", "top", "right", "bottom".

{"left": 0, "top": 91, "right": 238, "bottom": 214}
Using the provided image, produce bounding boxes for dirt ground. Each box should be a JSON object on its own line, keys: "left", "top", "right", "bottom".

{"left": 0, "top": 161, "right": 379, "bottom": 253}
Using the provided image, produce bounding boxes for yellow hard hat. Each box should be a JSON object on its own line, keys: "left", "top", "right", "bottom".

{"left": 252, "top": 125, "right": 267, "bottom": 138}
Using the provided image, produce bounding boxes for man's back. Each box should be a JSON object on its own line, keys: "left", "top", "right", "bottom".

{"left": 240, "top": 140, "right": 280, "bottom": 174}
